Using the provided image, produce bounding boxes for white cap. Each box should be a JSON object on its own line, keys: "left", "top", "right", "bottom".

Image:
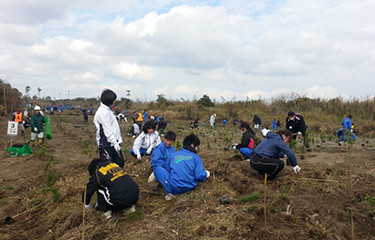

{"left": 34, "top": 106, "right": 41, "bottom": 110}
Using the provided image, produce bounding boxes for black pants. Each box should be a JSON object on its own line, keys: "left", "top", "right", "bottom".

{"left": 250, "top": 154, "right": 284, "bottom": 180}
{"left": 97, "top": 189, "right": 139, "bottom": 212}
{"left": 99, "top": 146, "right": 124, "bottom": 168}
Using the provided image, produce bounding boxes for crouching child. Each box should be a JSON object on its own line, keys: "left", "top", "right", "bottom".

{"left": 82, "top": 158, "right": 139, "bottom": 222}
{"left": 154, "top": 134, "right": 210, "bottom": 200}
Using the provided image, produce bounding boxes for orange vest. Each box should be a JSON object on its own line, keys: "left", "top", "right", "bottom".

{"left": 135, "top": 112, "right": 143, "bottom": 122}
{"left": 14, "top": 112, "right": 23, "bottom": 122}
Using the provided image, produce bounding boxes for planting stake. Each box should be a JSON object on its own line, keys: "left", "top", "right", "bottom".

{"left": 82, "top": 184, "right": 87, "bottom": 240}
{"left": 264, "top": 173, "right": 267, "bottom": 230}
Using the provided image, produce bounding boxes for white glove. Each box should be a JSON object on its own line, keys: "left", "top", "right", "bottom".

{"left": 114, "top": 143, "right": 121, "bottom": 152}
{"left": 22, "top": 121, "right": 25, "bottom": 124}
{"left": 136, "top": 154, "right": 142, "bottom": 161}
{"left": 205, "top": 170, "right": 210, "bottom": 178}
{"left": 297, "top": 131, "right": 302, "bottom": 135}
{"left": 34, "top": 127, "right": 38, "bottom": 132}
{"left": 146, "top": 146, "right": 153, "bottom": 155}
{"left": 293, "top": 165, "right": 301, "bottom": 173}
{"left": 232, "top": 144, "right": 237, "bottom": 150}
{"left": 85, "top": 204, "right": 93, "bottom": 209}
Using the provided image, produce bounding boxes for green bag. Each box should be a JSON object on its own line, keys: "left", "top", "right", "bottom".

{"left": 45, "top": 116, "right": 53, "bottom": 139}
{"left": 6, "top": 144, "right": 33, "bottom": 157}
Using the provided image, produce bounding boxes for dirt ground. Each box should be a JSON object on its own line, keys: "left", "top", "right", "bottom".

{"left": 0, "top": 113, "right": 375, "bottom": 240}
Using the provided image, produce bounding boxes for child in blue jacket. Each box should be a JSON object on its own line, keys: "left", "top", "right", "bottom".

{"left": 148, "top": 131, "right": 177, "bottom": 182}
{"left": 154, "top": 134, "right": 210, "bottom": 200}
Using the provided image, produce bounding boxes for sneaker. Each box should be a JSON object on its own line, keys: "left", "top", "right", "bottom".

{"left": 244, "top": 159, "right": 250, "bottom": 162}
{"left": 148, "top": 172, "right": 156, "bottom": 183}
{"left": 132, "top": 135, "right": 136, "bottom": 138}
{"left": 165, "top": 193, "right": 176, "bottom": 201}
{"left": 103, "top": 210, "right": 116, "bottom": 222}
{"left": 123, "top": 205, "right": 136, "bottom": 215}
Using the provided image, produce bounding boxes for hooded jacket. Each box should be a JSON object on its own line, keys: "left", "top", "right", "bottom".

{"left": 254, "top": 132, "right": 298, "bottom": 167}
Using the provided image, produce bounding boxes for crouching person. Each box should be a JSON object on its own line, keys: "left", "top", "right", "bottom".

{"left": 82, "top": 158, "right": 139, "bottom": 222}
{"left": 154, "top": 134, "right": 210, "bottom": 200}
{"left": 250, "top": 130, "right": 301, "bottom": 180}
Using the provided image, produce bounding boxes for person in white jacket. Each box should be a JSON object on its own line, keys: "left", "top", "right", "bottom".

{"left": 130, "top": 121, "right": 161, "bottom": 163}
{"left": 94, "top": 89, "right": 124, "bottom": 168}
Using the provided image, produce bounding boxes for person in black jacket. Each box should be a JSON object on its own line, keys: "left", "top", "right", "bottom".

{"left": 232, "top": 122, "right": 257, "bottom": 159}
{"left": 286, "top": 111, "right": 309, "bottom": 147}
{"left": 82, "top": 158, "right": 139, "bottom": 221}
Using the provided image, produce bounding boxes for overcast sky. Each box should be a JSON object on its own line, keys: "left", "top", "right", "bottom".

{"left": 1, "top": 0, "right": 374, "bottom": 102}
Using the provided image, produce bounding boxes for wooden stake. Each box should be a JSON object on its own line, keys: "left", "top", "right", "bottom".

{"left": 264, "top": 173, "right": 267, "bottom": 230}
{"left": 82, "top": 185, "right": 87, "bottom": 240}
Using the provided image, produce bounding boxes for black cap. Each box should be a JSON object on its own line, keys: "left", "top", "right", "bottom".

{"left": 287, "top": 111, "right": 295, "bottom": 117}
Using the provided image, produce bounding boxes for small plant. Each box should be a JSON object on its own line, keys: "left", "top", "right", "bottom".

{"left": 46, "top": 187, "right": 61, "bottom": 202}
{"left": 207, "top": 142, "right": 211, "bottom": 149}
{"left": 175, "top": 141, "right": 182, "bottom": 150}
{"left": 364, "top": 195, "right": 375, "bottom": 209}
{"left": 46, "top": 173, "right": 58, "bottom": 187}
{"left": 289, "top": 139, "right": 297, "bottom": 150}
{"left": 240, "top": 192, "right": 261, "bottom": 203}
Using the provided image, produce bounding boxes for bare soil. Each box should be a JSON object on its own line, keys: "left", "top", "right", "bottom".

{"left": 0, "top": 113, "right": 375, "bottom": 240}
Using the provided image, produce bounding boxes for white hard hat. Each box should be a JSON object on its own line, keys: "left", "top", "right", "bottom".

{"left": 34, "top": 106, "right": 41, "bottom": 110}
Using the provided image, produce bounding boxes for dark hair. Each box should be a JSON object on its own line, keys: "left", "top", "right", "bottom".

{"left": 88, "top": 158, "right": 103, "bottom": 175}
{"left": 276, "top": 130, "right": 292, "bottom": 139}
{"left": 348, "top": 115, "right": 352, "bottom": 119}
{"left": 239, "top": 122, "right": 255, "bottom": 134}
{"left": 165, "top": 131, "right": 176, "bottom": 141}
{"left": 142, "top": 120, "right": 157, "bottom": 133}
{"left": 183, "top": 134, "right": 200, "bottom": 147}
{"left": 287, "top": 111, "right": 295, "bottom": 117}
{"left": 100, "top": 89, "right": 117, "bottom": 107}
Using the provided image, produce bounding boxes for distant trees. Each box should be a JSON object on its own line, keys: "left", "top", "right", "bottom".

{"left": 197, "top": 94, "right": 214, "bottom": 108}
{"left": 0, "top": 79, "right": 22, "bottom": 115}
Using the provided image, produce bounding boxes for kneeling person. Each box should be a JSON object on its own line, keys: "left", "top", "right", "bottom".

{"left": 154, "top": 134, "right": 210, "bottom": 199}
{"left": 82, "top": 159, "right": 139, "bottom": 221}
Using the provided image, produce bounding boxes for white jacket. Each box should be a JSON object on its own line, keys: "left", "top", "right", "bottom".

{"left": 94, "top": 103, "right": 123, "bottom": 147}
{"left": 132, "top": 131, "right": 161, "bottom": 156}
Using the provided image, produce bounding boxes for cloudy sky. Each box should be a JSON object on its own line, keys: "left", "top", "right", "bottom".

{"left": 1, "top": 0, "right": 374, "bottom": 101}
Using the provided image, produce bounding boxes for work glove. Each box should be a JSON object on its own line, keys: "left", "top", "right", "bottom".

{"left": 297, "top": 131, "right": 302, "bottom": 135}
{"left": 146, "top": 146, "right": 153, "bottom": 155}
{"left": 34, "top": 127, "right": 38, "bottom": 132}
{"left": 136, "top": 153, "right": 142, "bottom": 161}
{"left": 114, "top": 143, "right": 121, "bottom": 152}
{"left": 85, "top": 204, "right": 94, "bottom": 209}
{"left": 232, "top": 144, "right": 238, "bottom": 150}
{"left": 293, "top": 165, "right": 301, "bottom": 173}
{"left": 205, "top": 170, "right": 211, "bottom": 178}
{"left": 22, "top": 121, "right": 25, "bottom": 124}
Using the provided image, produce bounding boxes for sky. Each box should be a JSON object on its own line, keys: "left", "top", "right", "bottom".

{"left": 1, "top": 0, "right": 374, "bottom": 102}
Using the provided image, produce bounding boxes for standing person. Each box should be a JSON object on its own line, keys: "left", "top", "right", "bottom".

{"left": 271, "top": 119, "right": 277, "bottom": 131}
{"left": 210, "top": 114, "right": 216, "bottom": 127}
{"left": 133, "top": 111, "right": 143, "bottom": 129}
{"left": 285, "top": 112, "right": 308, "bottom": 146}
{"left": 143, "top": 110, "right": 148, "bottom": 123}
{"left": 250, "top": 130, "right": 301, "bottom": 180}
{"left": 130, "top": 121, "right": 161, "bottom": 163}
{"left": 148, "top": 131, "right": 177, "bottom": 182}
{"left": 232, "top": 122, "right": 257, "bottom": 159}
{"left": 83, "top": 109, "right": 88, "bottom": 124}
{"left": 222, "top": 119, "right": 227, "bottom": 126}
{"left": 83, "top": 158, "right": 139, "bottom": 222}
{"left": 12, "top": 108, "right": 25, "bottom": 135}
{"left": 252, "top": 115, "right": 262, "bottom": 130}
{"left": 94, "top": 89, "right": 125, "bottom": 168}
{"left": 153, "top": 134, "right": 210, "bottom": 200}
{"left": 30, "top": 106, "right": 45, "bottom": 146}
{"left": 276, "top": 120, "right": 281, "bottom": 131}
{"left": 233, "top": 118, "right": 238, "bottom": 126}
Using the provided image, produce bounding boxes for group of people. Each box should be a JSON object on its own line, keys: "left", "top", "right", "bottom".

{"left": 86, "top": 89, "right": 210, "bottom": 221}
{"left": 79, "top": 88, "right": 357, "bottom": 222}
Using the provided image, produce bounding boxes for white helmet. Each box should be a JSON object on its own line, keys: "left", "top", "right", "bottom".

{"left": 34, "top": 106, "right": 41, "bottom": 110}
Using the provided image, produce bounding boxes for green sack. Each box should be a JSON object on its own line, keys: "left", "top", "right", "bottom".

{"left": 45, "top": 116, "right": 53, "bottom": 139}
{"left": 6, "top": 144, "right": 33, "bottom": 157}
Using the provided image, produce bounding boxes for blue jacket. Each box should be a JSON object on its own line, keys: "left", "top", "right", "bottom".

{"left": 151, "top": 142, "right": 176, "bottom": 169}
{"left": 168, "top": 147, "right": 208, "bottom": 190}
{"left": 341, "top": 117, "right": 352, "bottom": 130}
{"left": 254, "top": 132, "right": 298, "bottom": 167}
